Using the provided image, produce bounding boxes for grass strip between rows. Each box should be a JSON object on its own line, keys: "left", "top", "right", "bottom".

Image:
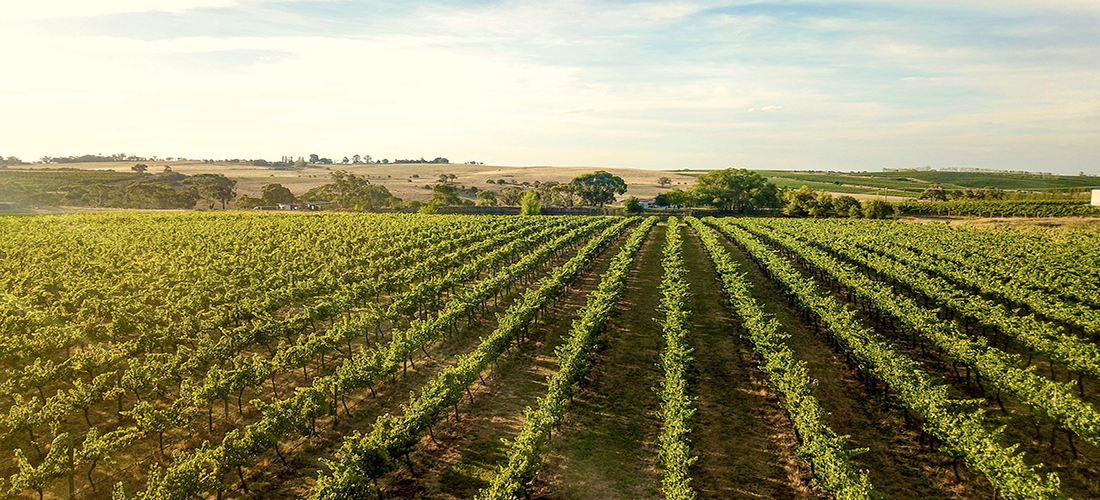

{"left": 686, "top": 217, "right": 872, "bottom": 500}
{"left": 308, "top": 216, "right": 645, "bottom": 500}
{"left": 127, "top": 217, "right": 617, "bottom": 500}
{"left": 740, "top": 220, "right": 1100, "bottom": 450}
{"left": 707, "top": 217, "right": 1065, "bottom": 500}
{"left": 474, "top": 216, "right": 658, "bottom": 500}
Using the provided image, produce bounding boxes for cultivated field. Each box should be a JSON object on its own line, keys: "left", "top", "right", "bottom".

{"left": 3, "top": 162, "right": 687, "bottom": 204}
{"left": 5, "top": 163, "right": 1097, "bottom": 213}
{"left": 1, "top": 212, "right": 1099, "bottom": 500}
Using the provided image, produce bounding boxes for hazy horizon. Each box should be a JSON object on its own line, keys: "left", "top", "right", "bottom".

{"left": 2, "top": 1, "right": 1098, "bottom": 174}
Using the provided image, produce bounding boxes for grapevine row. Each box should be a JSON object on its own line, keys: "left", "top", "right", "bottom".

{"left": 0, "top": 214, "right": 486, "bottom": 370}
{"left": 856, "top": 223, "right": 1100, "bottom": 336}
{"left": 707, "top": 218, "right": 1064, "bottom": 500}
{"left": 771, "top": 219, "right": 1100, "bottom": 383}
{"left": 308, "top": 217, "right": 643, "bottom": 500}
{"left": 0, "top": 216, "right": 538, "bottom": 441}
{"left": 653, "top": 217, "right": 697, "bottom": 500}
{"left": 475, "top": 217, "right": 658, "bottom": 500}
{"left": 6, "top": 217, "right": 592, "bottom": 499}
{"left": 131, "top": 217, "right": 630, "bottom": 500}
{"left": 876, "top": 221, "right": 1100, "bottom": 310}
{"left": 685, "top": 217, "right": 872, "bottom": 500}
{"left": 735, "top": 220, "right": 1100, "bottom": 450}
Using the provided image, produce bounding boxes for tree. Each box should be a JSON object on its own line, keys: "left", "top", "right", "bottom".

{"left": 691, "top": 168, "right": 779, "bottom": 213}
{"left": 191, "top": 173, "right": 237, "bottom": 209}
{"left": 622, "top": 196, "right": 643, "bottom": 214}
{"left": 658, "top": 176, "right": 672, "bottom": 188}
{"left": 341, "top": 156, "right": 350, "bottom": 164}
{"left": 833, "top": 196, "right": 860, "bottom": 218}
{"left": 918, "top": 184, "right": 948, "bottom": 202}
{"left": 125, "top": 182, "right": 198, "bottom": 209}
{"left": 303, "top": 170, "right": 400, "bottom": 210}
{"left": 568, "top": 171, "right": 627, "bottom": 207}
{"left": 430, "top": 184, "right": 461, "bottom": 206}
{"left": 477, "top": 190, "right": 497, "bottom": 206}
{"left": 85, "top": 183, "right": 113, "bottom": 207}
{"left": 655, "top": 188, "right": 692, "bottom": 207}
{"left": 260, "top": 183, "right": 296, "bottom": 206}
{"left": 498, "top": 186, "right": 525, "bottom": 206}
{"left": 861, "top": 199, "right": 895, "bottom": 219}
{"left": 534, "top": 181, "right": 567, "bottom": 207}
{"left": 347, "top": 185, "right": 397, "bottom": 210}
{"left": 783, "top": 186, "right": 833, "bottom": 217}
{"left": 132, "top": 164, "right": 148, "bottom": 175}
{"left": 782, "top": 185, "right": 816, "bottom": 216}
{"left": 234, "top": 194, "right": 263, "bottom": 209}
{"left": 520, "top": 191, "right": 540, "bottom": 215}
{"left": 309, "top": 154, "right": 320, "bottom": 164}
{"left": 809, "top": 192, "right": 833, "bottom": 218}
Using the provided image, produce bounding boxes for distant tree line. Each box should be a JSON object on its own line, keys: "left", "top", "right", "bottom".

{"left": 39, "top": 153, "right": 148, "bottom": 163}
{"left": 474, "top": 171, "right": 629, "bottom": 210}
{"left": 392, "top": 157, "right": 450, "bottom": 164}
{"left": 307, "top": 154, "right": 459, "bottom": 165}
{"left": 237, "top": 170, "right": 403, "bottom": 211}
{"left": 0, "top": 156, "right": 27, "bottom": 166}
{"left": 13, "top": 152, "right": 483, "bottom": 169}
{"left": 918, "top": 183, "right": 1008, "bottom": 201}
{"left": 652, "top": 169, "right": 895, "bottom": 218}
{"left": 1, "top": 165, "right": 237, "bottom": 209}
{"left": 656, "top": 168, "right": 780, "bottom": 213}
{"left": 781, "top": 185, "right": 894, "bottom": 218}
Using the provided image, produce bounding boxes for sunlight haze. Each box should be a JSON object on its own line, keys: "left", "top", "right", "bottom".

{"left": 2, "top": 0, "right": 1098, "bottom": 172}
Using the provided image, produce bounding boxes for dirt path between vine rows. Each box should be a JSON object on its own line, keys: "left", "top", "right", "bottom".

{"left": 240, "top": 227, "right": 619, "bottom": 500}
{"left": 377, "top": 226, "right": 631, "bottom": 499}
{"left": 713, "top": 225, "right": 987, "bottom": 499}
{"left": 681, "top": 227, "right": 826, "bottom": 500}
{"left": 531, "top": 223, "right": 667, "bottom": 500}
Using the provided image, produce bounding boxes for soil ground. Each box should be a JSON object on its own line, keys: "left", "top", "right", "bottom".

{"left": 532, "top": 223, "right": 667, "bottom": 500}
{"left": 709, "top": 227, "right": 990, "bottom": 499}
{"left": 377, "top": 225, "right": 630, "bottom": 499}
{"left": 680, "top": 226, "right": 825, "bottom": 500}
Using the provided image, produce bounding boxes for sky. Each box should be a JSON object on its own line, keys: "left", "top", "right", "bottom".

{"left": 1, "top": 0, "right": 1098, "bottom": 173}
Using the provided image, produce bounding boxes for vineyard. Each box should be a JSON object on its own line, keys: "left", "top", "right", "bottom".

{"left": 1, "top": 212, "right": 1099, "bottom": 500}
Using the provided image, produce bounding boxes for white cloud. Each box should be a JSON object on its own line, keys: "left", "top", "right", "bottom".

{"left": 0, "top": 0, "right": 1097, "bottom": 172}
{"left": 418, "top": 0, "right": 705, "bottom": 37}
{"left": 2, "top": 0, "right": 250, "bottom": 20}
{"left": 803, "top": 0, "right": 1100, "bottom": 15}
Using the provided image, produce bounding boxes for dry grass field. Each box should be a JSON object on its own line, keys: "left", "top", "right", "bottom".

{"left": 19, "top": 161, "right": 697, "bottom": 203}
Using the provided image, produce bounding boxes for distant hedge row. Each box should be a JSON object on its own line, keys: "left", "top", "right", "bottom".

{"left": 894, "top": 199, "right": 1100, "bottom": 217}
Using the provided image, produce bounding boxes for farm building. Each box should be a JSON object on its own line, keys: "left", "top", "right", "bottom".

{"left": 1093, "top": 189, "right": 1100, "bottom": 206}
